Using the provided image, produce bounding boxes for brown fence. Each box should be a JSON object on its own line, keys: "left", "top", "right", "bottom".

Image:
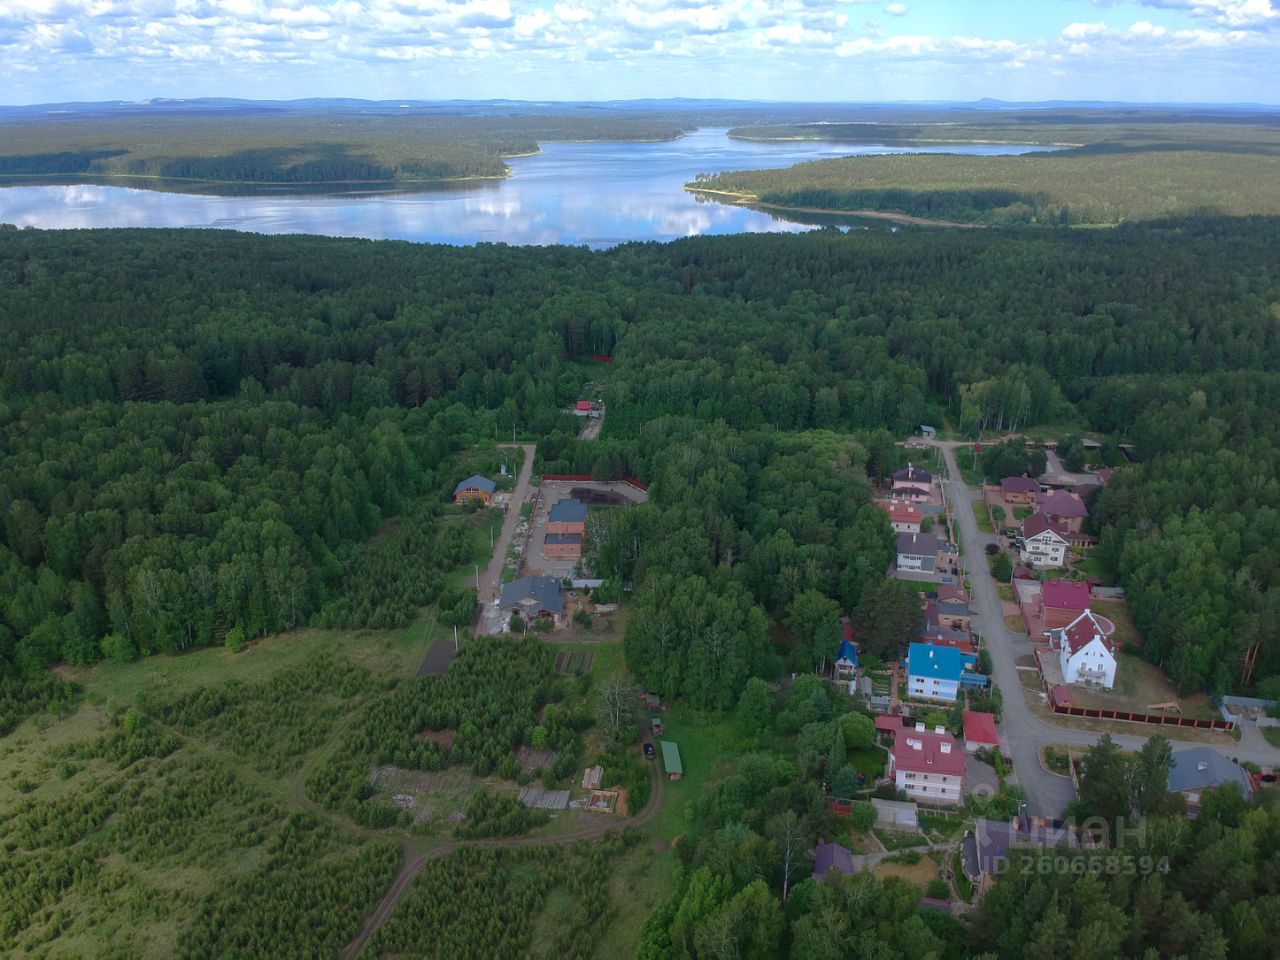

{"left": 1049, "top": 702, "right": 1233, "bottom": 730}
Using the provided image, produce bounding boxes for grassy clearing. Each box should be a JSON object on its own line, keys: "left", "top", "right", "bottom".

{"left": 995, "top": 584, "right": 1016, "bottom": 603}
{"left": 646, "top": 712, "right": 735, "bottom": 842}
{"left": 875, "top": 854, "right": 940, "bottom": 889}
{"left": 847, "top": 746, "right": 888, "bottom": 780}
{"left": 596, "top": 845, "right": 674, "bottom": 959}
{"left": 69, "top": 617, "right": 437, "bottom": 706}
{"left": 1004, "top": 615, "right": 1027, "bottom": 634}
{"left": 873, "top": 828, "right": 930, "bottom": 850}
{"left": 1091, "top": 599, "right": 1140, "bottom": 651}
{"left": 1264, "top": 728, "right": 1280, "bottom": 749}
{"left": 971, "top": 501, "right": 995, "bottom": 534}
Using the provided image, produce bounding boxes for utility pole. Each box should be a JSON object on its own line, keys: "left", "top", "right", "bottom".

{"left": 453, "top": 624, "right": 459, "bottom": 651}
{"left": 475, "top": 564, "right": 480, "bottom": 591}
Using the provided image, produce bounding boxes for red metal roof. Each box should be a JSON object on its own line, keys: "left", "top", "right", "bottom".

{"left": 576, "top": 400, "right": 593, "bottom": 410}
{"left": 963, "top": 710, "right": 999, "bottom": 745}
{"left": 1060, "top": 610, "right": 1114, "bottom": 655}
{"left": 1041, "top": 581, "right": 1090, "bottom": 611}
{"left": 875, "top": 715, "right": 902, "bottom": 732}
{"left": 892, "top": 730, "right": 965, "bottom": 777}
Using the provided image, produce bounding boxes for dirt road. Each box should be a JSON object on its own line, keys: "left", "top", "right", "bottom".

{"left": 342, "top": 751, "right": 665, "bottom": 960}
{"left": 475, "top": 443, "right": 536, "bottom": 636}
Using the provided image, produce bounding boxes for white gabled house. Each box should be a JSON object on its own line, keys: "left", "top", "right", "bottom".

{"left": 1019, "top": 512, "right": 1069, "bottom": 568}
{"left": 1053, "top": 609, "right": 1117, "bottom": 689}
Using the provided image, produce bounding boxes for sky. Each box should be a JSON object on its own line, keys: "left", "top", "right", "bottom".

{"left": 0, "top": 0, "right": 1277, "bottom": 105}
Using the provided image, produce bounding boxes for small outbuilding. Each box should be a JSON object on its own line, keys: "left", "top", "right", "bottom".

{"left": 963, "top": 710, "right": 999, "bottom": 752}
{"left": 660, "top": 740, "right": 683, "bottom": 781}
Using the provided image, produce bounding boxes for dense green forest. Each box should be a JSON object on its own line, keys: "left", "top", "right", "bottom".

{"left": 0, "top": 113, "right": 690, "bottom": 187}
{"left": 691, "top": 120, "right": 1280, "bottom": 224}
{"left": 1, "top": 219, "right": 1278, "bottom": 721}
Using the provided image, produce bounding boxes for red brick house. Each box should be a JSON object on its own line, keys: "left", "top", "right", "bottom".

{"left": 1000, "top": 476, "right": 1040, "bottom": 504}
{"left": 544, "top": 533, "right": 582, "bottom": 561}
{"left": 453, "top": 475, "right": 496, "bottom": 505}
{"left": 548, "top": 498, "right": 587, "bottom": 536}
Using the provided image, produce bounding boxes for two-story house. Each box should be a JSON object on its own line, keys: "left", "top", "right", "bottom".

{"left": 907, "top": 643, "right": 981, "bottom": 703}
{"left": 1052, "top": 609, "right": 1117, "bottom": 688}
{"left": 888, "top": 725, "right": 965, "bottom": 805}
{"left": 1019, "top": 512, "right": 1069, "bottom": 568}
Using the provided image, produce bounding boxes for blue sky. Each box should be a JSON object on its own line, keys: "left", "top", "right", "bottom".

{"left": 1, "top": 0, "right": 1276, "bottom": 105}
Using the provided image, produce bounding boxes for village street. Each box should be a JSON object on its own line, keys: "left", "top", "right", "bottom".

{"left": 474, "top": 443, "right": 537, "bottom": 636}
{"left": 929, "top": 441, "right": 1280, "bottom": 818}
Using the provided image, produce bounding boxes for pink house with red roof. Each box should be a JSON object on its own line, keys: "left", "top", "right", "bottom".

{"left": 1053, "top": 610, "right": 1117, "bottom": 688}
{"left": 876, "top": 499, "right": 923, "bottom": 533}
{"left": 1000, "top": 476, "right": 1040, "bottom": 504}
{"left": 889, "top": 725, "right": 965, "bottom": 804}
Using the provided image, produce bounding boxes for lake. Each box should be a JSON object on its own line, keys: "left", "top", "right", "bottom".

{"left": 0, "top": 129, "right": 1056, "bottom": 248}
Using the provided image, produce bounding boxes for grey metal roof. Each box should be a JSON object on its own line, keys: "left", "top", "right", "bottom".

{"left": 453, "top": 474, "right": 495, "bottom": 495}
{"left": 499, "top": 575, "right": 564, "bottom": 616}
{"left": 549, "top": 498, "right": 587, "bottom": 523}
{"left": 897, "top": 532, "right": 941, "bottom": 556}
{"left": 545, "top": 534, "right": 582, "bottom": 545}
{"left": 1168, "top": 747, "right": 1252, "bottom": 797}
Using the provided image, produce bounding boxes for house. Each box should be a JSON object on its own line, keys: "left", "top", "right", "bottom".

{"left": 897, "top": 532, "right": 942, "bottom": 573}
{"left": 453, "top": 474, "right": 496, "bottom": 505}
{"left": 920, "top": 601, "right": 973, "bottom": 652}
{"left": 1035, "top": 490, "right": 1089, "bottom": 532}
{"left": 574, "top": 400, "right": 595, "bottom": 416}
{"left": 548, "top": 498, "right": 587, "bottom": 536}
{"left": 892, "top": 463, "right": 934, "bottom": 493}
{"left": 932, "top": 593, "right": 971, "bottom": 633}
{"left": 907, "top": 643, "right": 980, "bottom": 703}
{"left": 1168, "top": 747, "right": 1253, "bottom": 811}
{"left": 835, "top": 639, "right": 859, "bottom": 678}
{"left": 1052, "top": 609, "right": 1117, "bottom": 688}
{"left": 660, "top": 740, "right": 683, "bottom": 781}
{"left": 888, "top": 725, "right": 965, "bottom": 805}
{"left": 1040, "top": 581, "right": 1092, "bottom": 630}
{"left": 963, "top": 710, "right": 999, "bottom": 752}
{"left": 813, "top": 840, "right": 855, "bottom": 880}
{"left": 1019, "top": 512, "right": 1069, "bottom": 568}
{"left": 1000, "top": 475, "right": 1040, "bottom": 504}
{"left": 962, "top": 812, "right": 1080, "bottom": 893}
{"left": 499, "top": 575, "right": 565, "bottom": 626}
{"left": 877, "top": 499, "right": 924, "bottom": 533}
{"left": 543, "top": 533, "right": 582, "bottom": 561}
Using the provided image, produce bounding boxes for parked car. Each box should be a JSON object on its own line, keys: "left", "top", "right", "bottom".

{"left": 643, "top": 742, "right": 656, "bottom": 760}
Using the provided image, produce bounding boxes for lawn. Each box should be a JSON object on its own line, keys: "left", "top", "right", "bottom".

{"left": 1264, "top": 728, "right": 1280, "bottom": 749}
{"left": 971, "top": 501, "right": 995, "bottom": 534}
{"left": 847, "top": 746, "right": 888, "bottom": 781}
{"left": 873, "top": 828, "right": 930, "bottom": 850}
{"left": 1013, "top": 506, "right": 1034, "bottom": 521}
{"left": 646, "top": 712, "right": 735, "bottom": 842}
{"left": 994, "top": 584, "right": 1016, "bottom": 603}
{"left": 596, "top": 845, "right": 674, "bottom": 959}
{"left": 1071, "top": 555, "right": 1107, "bottom": 579}
{"left": 874, "top": 854, "right": 939, "bottom": 890}
{"left": 1091, "top": 599, "right": 1141, "bottom": 651}
{"left": 1004, "top": 615, "right": 1027, "bottom": 634}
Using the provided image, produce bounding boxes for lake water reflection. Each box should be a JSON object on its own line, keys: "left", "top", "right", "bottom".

{"left": 0, "top": 129, "right": 1056, "bottom": 248}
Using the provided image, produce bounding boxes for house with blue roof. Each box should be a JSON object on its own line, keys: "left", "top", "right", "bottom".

{"left": 835, "top": 640, "right": 859, "bottom": 678}
{"left": 907, "top": 643, "right": 982, "bottom": 703}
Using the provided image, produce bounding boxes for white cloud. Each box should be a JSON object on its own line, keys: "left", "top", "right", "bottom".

{"left": 884, "top": 3, "right": 906, "bottom": 16}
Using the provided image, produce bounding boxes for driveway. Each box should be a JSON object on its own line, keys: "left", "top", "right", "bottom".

{"left": 926, "top": 440, "right": 1280, "bottom": 816}
{"left": 475, "top": 443, "right": 536, "bottom": 636}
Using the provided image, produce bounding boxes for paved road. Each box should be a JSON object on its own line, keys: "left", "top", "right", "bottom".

{"left": 475, "top": 443, "right": 536, "bottom": 636}
{"left": 928, "top": 440, "right": 1280, "bottom": 817}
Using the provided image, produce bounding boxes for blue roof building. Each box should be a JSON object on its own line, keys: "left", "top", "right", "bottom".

{"left": 907, "top": 643, "right": 978, "bottom": 704}
{"left": 835, "top": 640, "right": 859, "bottom": 676}
{"left": 549, "top": 498, "right": 588, "bottom": 524}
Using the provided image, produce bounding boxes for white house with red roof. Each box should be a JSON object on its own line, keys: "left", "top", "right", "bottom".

{"left": 877, "top": 499, "right": 923, "bottom": 533}
{"left": 962, "top": 710, "right": 1000, "bottom": 752}
{"left": 1053, "top": 609, "right": 1117, "bottom": 688}
{"left": 888, "top": 724, "right": 965, "bottom": 804}
{"left": 1020, "top": 512, "right": 1069, "bottom": 568}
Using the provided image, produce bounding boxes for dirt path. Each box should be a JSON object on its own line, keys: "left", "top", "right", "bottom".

{"left": 475, "top": 443, "right": 536, "bottom": 635}
{"left": 342, "top": 752, "right": 665, "bottom": 960}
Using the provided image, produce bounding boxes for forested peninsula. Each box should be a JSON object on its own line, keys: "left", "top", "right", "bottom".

{"left": 692, "top": 119, "right": 1280, "bottom": 225}
{"left": 0, "top": 113, "right": 690, "bottom": 188}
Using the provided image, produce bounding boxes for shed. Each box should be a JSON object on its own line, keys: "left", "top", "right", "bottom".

{"left": 875, "top": 714, "right": 902, "bottom": 737}
{"left": 963, "top": 710, "right": 999, "bottom": 751}
{"left": 660, "top": 740, "right": 683, "bottom": 781}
